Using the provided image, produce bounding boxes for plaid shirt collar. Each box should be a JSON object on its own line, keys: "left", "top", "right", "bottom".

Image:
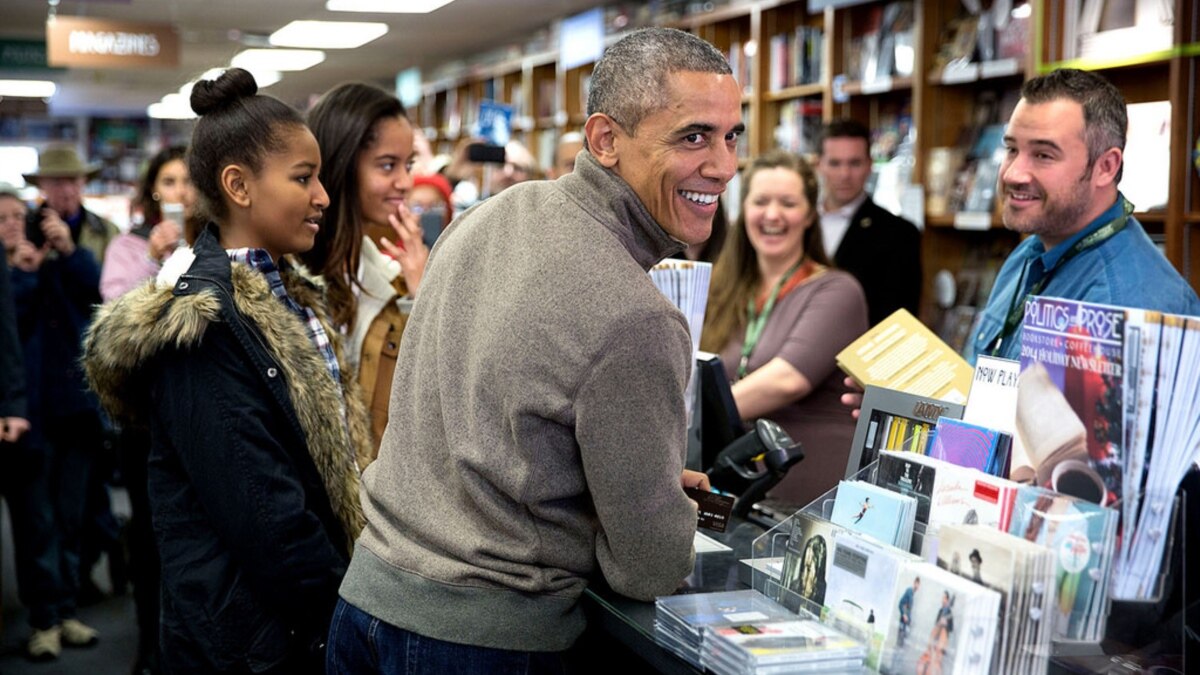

{"left": 226, "top": 248, "right": 343, "bottom": 391}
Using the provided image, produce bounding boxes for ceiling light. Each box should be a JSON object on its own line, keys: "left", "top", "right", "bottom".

{"left": 0, "top": 80, "right": 57, "bottom": 98}
{"left": 148, "top": 94, "right": 197, "bottom": 120}
{"left": 179, "top": 67, "right": 282, "bottom": 97}
{"left": 270, "top": 20, "right": 388, "bottom": 49}
{"left": 231, "top": 48, "right": 325, "bottom": 72}
{"left": 326, "top": 0, "right": 456, "bottom": 13}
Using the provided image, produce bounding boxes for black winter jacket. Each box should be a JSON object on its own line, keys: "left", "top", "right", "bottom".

{"left": 84, "top": 226, "right": 370, "bottom": 674}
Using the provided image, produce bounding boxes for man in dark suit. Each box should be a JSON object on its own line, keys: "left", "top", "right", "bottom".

{"left": 816, "top": 119, "right": 922, "bottom": 326}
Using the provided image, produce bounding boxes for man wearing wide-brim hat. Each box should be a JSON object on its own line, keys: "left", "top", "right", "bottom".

{"left": 10, "top": 142, "right": 111, "bottom": 660}
{"left": 21, "top": 144, "right": 118, "bottom": 266}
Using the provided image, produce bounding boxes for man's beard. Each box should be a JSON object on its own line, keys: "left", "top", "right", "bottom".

{"left": 1001, "top": 168, "right": 1093, "bottom": 242}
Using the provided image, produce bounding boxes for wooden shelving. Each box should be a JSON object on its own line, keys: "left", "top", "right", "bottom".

{"left": 412, "top": 0, "right": 1200, "bottom": 312}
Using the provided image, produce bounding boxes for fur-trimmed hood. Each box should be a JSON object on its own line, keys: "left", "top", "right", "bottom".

{"left": 83, "top": 233, "right": 369, "bottom": 547}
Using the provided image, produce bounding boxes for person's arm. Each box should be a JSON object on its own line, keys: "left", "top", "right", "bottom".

{"left": 149, "top": 324, "right": 346, "bottom": 623}
{"left": 732, "top": 357, "right": 813, "bottom": 421}
{"left": 733, "top": 274, "right": 868, "bottom": 421}
{"left": 575, "top": 310, "right": 697, "bottom": 601}
{"left": 100, "top": 235, "right": 159, "bottom": 301}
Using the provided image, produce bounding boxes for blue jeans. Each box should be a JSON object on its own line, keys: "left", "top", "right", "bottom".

{"left": 326, "top": 598, "right": 567, "bottom": 675}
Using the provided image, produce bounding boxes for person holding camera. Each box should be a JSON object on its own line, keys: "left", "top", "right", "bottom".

{"left": 9, "top": 146, "right": 113, "bottom": 659}
{"left": 100, "top": 146, "right": 196, "bottom": 302}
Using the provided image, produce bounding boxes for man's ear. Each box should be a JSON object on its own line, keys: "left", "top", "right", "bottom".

{"left": 584, "top": 113, "right": 620, "bottom": 169}
{"left": 220, "top": 164, "right": 251, "bottom": 209}
{"left": 1091, "top": 147, "right": 1122, "bottom": 189}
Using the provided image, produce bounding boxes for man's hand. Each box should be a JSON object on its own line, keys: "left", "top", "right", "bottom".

{"left": 379, "top": 204, "right": 429, "bottom": 298}
{"left": 39, "top": 209, "right": 75, "bottom": 256}
{"left": 681, "top": 469, "right": 711, "bottom": 492}
{"left": 1, "top": 417, "right": 30, "bottom": 443}
{"left": 12, "top": 239, "right": 47, "bottom": 272}
{"left": 840, "top": 376, "right": 863, "bottom": 420}
{"left": 148, "top": 219, "right": 182, "bottom": 261}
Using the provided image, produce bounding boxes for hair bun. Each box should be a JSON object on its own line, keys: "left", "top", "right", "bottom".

{"left": 190, "top": 68, "right": 258, "bottom": 116}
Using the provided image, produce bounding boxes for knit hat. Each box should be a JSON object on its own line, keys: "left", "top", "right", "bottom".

{"left": 413, "top": 173, "right": 454, "bottom": 221}
{"left": 23, "top": 144, "right": 101, "bottom": 181}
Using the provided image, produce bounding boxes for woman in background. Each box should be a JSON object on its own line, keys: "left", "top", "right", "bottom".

{"left": 701, "top": 150, "right": 868, "bottom": 508}
{"left": 100, "top": 146, "right": 195, "bottom": 301}
{"left": 84, "top": 68, "right": 368, "bottom": 674}
{"left": 305, "top": 82, "right": 428, "bottom": 456}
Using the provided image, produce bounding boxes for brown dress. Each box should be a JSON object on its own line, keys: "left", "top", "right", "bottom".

{"left": 719, "top": 269, "right": 868, "bottom": 509}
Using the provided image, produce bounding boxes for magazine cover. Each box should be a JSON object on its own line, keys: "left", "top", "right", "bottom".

{"left": 777, "top": 513, "right": 845, "bottom": 614}
{"left": 708, "top": 619, "right": 866, "bottom": 666}
{"left": 1017, "top": 296, "right": 1125, "bottom": 506}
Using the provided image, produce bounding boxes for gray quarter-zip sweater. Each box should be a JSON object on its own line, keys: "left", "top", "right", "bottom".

{"left": 339, "top": 150, "right": 698, "bottom": 651}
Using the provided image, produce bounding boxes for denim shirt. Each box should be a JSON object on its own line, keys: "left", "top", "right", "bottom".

{"left": 964, "top": 195, "right": 1200, "bottom": 365}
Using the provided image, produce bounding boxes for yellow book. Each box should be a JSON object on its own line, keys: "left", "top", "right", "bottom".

{"left": 836, "top": 308, "right": 973, "bottom": 404}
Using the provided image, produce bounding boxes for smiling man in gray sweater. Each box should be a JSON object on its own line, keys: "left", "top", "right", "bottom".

{"left": 327, "top": 28, "right": 744, "bottom": 674}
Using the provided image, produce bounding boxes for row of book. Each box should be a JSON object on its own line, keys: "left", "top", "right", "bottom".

{"left": 767, "top": 26, "right": 823, "bottom": 92}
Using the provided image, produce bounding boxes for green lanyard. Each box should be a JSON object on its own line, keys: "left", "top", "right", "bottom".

{"left": 987, "top": 197, "right": 1133, "bottom": 357}
{"left": 739, "top": 259, "right": 805, "bottom": 379}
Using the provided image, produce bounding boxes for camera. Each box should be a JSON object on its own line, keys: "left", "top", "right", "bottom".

{"left": 24, "top": 204, "right": 49, "bottom": 248}
{"left": 466, "top": 142, "right": 506, "bottom": 165}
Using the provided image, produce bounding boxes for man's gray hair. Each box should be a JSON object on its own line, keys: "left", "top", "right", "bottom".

{"left": 1020, "top": 68, "right": 1127, "bottom": 182}
{"left": 587, "top": 28, "right": 731, "bottom": 136}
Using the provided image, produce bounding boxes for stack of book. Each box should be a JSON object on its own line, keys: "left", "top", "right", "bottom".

{"left": 704, "top": 619, "right": 866, "bottom": 675}
{"left": 829, "top": 480, "right": 918, "bottom": 551}
{"left": 653, "top": 590, "right": 793, "bottom": 669}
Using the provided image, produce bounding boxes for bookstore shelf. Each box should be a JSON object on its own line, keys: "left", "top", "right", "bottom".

{"left": 409, "top": 0, "right": 1200, "bottom": 313}
{"left": 839, "top": 75, "right": 914, "bottom": 97}
{"left": 763, "top": 83, "right": 823, "bottom": 102}
{"left": 1038, "top": 42, "right": 1200, "bottom": 75}
{"left": 927, "top": 59, "right": 1024, "bottom": 85}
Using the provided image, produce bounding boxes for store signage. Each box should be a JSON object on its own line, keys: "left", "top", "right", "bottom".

{"left": 47, "top": 17, "right": 179, "bottom": 69}
{"left": 0, "top": 39, "right": 55, "bottom": 70}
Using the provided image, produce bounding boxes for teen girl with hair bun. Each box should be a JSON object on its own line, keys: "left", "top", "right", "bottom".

{"left": 83, "top": 67, "right": 370, "bottom": 675}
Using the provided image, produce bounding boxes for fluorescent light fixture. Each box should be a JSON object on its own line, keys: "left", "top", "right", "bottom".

{"left": 179, "top": 67, "right": 281, "bottom": 97}
{"left": 231, "top": 48, "right": 325, "bottom": 72}
{"left": 0, "top": 79, "right": 57, "bottom": 98}
{"left": 148, "top": 93, "right": 197, "bottom": 120}
{"left": 326, "top": 0, "right": 456, "bottom": 13}
{"left": 270, "top": 20, "right": 387, "bottom": 49}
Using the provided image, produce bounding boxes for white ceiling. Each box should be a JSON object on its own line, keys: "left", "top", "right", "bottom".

{"left": 1, "top": 0, "right": 610, "bottom": 116}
